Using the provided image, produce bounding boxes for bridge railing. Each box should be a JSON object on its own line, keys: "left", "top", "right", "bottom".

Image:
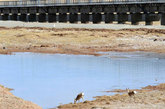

{"left": 0, "top": 0, "right": 164, "bottom": 7}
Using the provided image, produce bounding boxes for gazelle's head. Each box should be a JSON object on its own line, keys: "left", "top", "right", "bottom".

{"left": 126, "top": 88, "right": 130, "bottom": 92}
{"left": 81, "top": 92, "right": 84, "bottom": 96}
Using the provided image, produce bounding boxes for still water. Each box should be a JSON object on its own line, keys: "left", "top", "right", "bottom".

{"left": 0, "top": 52, "right": 165, "bottom": 108}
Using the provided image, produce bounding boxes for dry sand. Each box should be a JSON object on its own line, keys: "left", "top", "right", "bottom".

{"left": 0, "top": 85, "right": 41, "bottom": 109}
{"left": 0, "top": 27, "right": 165, "bottom": 55}
{"left": 57, "top": 83, "right": 165, "bottom": 109}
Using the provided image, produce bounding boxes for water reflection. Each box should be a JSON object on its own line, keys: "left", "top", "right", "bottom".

{"left": 0, "top": 52, "right": 165, "bottom": 108}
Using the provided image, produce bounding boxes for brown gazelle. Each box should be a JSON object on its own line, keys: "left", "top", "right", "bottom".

{"left": 74, "top": 92, "right": 84, "bottom": 104}
{"left": 126, "top": 88, "right": 137, "bottom": 97}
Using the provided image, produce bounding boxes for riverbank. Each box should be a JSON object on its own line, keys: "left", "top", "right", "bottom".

{"left": 1, "top": 27, "right": 165, "bottom": 55}
{"left": 0, "top": 85, "right": 41, "bottom": 109}
{"left": 57, "top": 83, "right": 165, "bottom": 109}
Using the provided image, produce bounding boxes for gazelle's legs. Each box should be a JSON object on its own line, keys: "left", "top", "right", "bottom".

{"left": 82, "top": 97, "right": 84, "bottom": 102}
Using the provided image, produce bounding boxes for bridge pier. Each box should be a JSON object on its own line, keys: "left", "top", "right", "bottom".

{"left": 38, "top": 13, "right": 46, "bottom": 22}
{"left": 105, "top": 13, "right": 114, "bottom": 23}
{"left": 92, "top": 13, "right": 102, "bottom": 24}
{"left": 10, "top": 8, "right": 18, "bottom": 21}
{"left": 69, "top": 13, "right": 78, "bottom": 23}
{"left": 28, "top": 7, "right": 37, "bottom": 22}
{"left": 92, "top": 6, "right": 102, "bottom": 24}
{"left": 69, "top": 7, "right": 79, "bottom": 23}
{"left": 131, "top": 13, "right": 142, "bottom": 25}
{"left": 145, "top": 13, "right": 160, "bottom": 25}
{"left": 80, "top": 6, "right": 90, "bottom": 23}
{"left": 81, "top": 13, "right": 89, "bottom": 23}
{"left": 161, "top": 13, "right": 165, "bottom": 25}
{"left": 145, "top": 13, "right": 153, "bottom": 25}
{"left": 2, "top": 14, "right": 9, "bottom": 20}
{"left": 59, "top": 7, "right": 68, "bottom": 23}
{"left": 48, "top": 7, "right": 57, "bottom": 23}
{"left": 28, "top": 14, "right": 36, "bottom": 22}
{"left": 19, "top": 14, "right": 27, "bottom": 22}
{"left": 2, "top": 8, "right": 10, "bottom": 21}
{"left": 10, "top": 14, "right": 17, "bottom": 21}
{"left": 117, "top": 13, "right": 128, "bottom": 24}
{"left": 59, "top": 13, "right": 67, "bottom": 22}
{"left": 48, "top": 14, "right": 56, "bottom": 22}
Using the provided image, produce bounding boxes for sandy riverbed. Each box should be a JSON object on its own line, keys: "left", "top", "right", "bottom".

{"left": 56, "top": 83, "right": 165, "bottom": 109}
{"left": 0, "top": 27, "right": 165, "bottom": 55}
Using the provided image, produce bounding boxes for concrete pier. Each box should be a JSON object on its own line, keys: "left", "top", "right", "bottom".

{"left": 145, "top": 13, "right": 153, "bottom": 25}
{"left": 48, "top": 14, "right": 56, "bottom": 22}
{"left": 92, "top": 13, "right": 102, "bottom": 23}
{"left": 28, "top": 14, "right": 36, "bottom": 22}
{"left": 131, "top": 13, "right": 142, "bottom": 25}
{"left": 69, "top": 13, "right": 78, "bottom": 23}
{"left": 59, "top": 13, "right": 67, "bottom": 22}
{"left": 105, "top": 13, "right": 114, "bottom": 23}
{"left": 161, "top": 13, "right": 165, "bottom": 25}
{"left": 19, "top": 14, "right": 27, "bottom": 22}
{"left": 38, "top": 14, "right": 46, "bottom": 22}
{"left": 10, "top": 14, "right": 17, "bottom": 21}
{"left": 117, "top": 13, "right": 128, "bottom": 24}
{"left": 2, "top": 14, "right": 9, "bottom": 20}
{"left": 81, "top": 13, "right": 89, "bottom": 23}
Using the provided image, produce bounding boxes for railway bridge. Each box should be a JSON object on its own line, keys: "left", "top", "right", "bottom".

{"left": 0, "top": 0, "right": 165, "bottom": 25}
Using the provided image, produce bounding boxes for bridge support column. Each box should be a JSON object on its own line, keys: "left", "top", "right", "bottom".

{"left": 161, "top": 13, "right": 165, "bottom": 25}
{"left": 105, "top": 13, "right": 114, "bottom": 23}
{"left": 19, "top": 14, "right": 27, "bottom": 22}
{"left": 117, "top": 13, "right": 128, "bottom": 24}
{"left": 59, "top": 13, "right": 67, "bottom": 22}
{"left": 48, "top": 14, "right": 56, "bottom": 22}
{"left": 92, "top": 13, "right": 102, "bottom": 24}
{"left": 38, "top": 13, "right": 46, "bottom": 22}
{"left": 10, "top": 14, "right": 18, "bottom": 21}
{"left": 131, "top": 13, "right": 142, "bottom": 25}
{"left": 2, "top": 14, "right": 9, "bottom": 20}
{"left": 146, "top": 13, "right": 160, "bottom": 25}
{"left": 145, "top": 13, "right": 153, "bottom": 25}
{"left": 69, "top": 13, "right": 78, "bottom": 23}
{"left": 81, "top": 13, "right": 89, "bottom": 23}
{"left": 28, "top": 14, "right": 36, "bottom": 22}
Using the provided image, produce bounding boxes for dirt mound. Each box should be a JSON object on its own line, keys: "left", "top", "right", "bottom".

{"left": 0, "top": 85, "right": 41, "bottom": 109}
{"left": 143, "top": 83, "right": 165, "bottom": 91}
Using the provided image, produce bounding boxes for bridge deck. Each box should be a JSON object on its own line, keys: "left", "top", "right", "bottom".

{"left": 0, "top": 0, "right": 164, "bottom": 7}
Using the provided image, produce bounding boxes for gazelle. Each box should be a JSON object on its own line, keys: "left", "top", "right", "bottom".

{"left": 126, "top": 88, "right": 137, "bottom": 97}
{"left": 74, "top": 92, "right": 84, "bottom": 104}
